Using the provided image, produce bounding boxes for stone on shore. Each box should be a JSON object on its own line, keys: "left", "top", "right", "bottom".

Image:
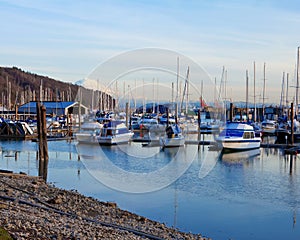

{"left": 0, "top": 173, "right": 210, "bottom": 240}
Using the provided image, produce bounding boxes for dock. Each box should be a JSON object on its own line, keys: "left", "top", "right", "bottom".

{"left": 184, "top": 140, "right": 213, "bottom": 145}
{"left": 0, "top": 134, "right": 37, "bottom": 140}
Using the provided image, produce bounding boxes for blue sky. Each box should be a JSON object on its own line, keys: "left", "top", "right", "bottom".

{"left": 1, "top": 0, "right": 300, "bottom": 103}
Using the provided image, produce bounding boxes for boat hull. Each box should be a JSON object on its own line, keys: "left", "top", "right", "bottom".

{"left": 216, "top": 122, "right": 261, "bottom": 152}
{"left": 97, "top": 133, "right": 133, "bottom": 145}
{"left": 217, "top": 138, "right": 261, "bottom": 151}
{"left": 75, "top": 133, "right": 97, "bottom": 144}
{"left": 75, "top": 122, "right": 103, "bottom": 144}
{"left": 261, "top": 121, "right": 276, "bottom": 135}
{"left": 162, "top": 136, "right": 185, "bottom": 148}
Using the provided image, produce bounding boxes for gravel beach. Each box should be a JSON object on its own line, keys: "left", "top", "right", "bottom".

{"left": 0, "top": 172, "right": 210, "bottom": 240}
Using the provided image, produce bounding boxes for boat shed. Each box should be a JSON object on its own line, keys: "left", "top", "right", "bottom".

{"left": 18, "top": 101, "right": 89, "bottom": 116}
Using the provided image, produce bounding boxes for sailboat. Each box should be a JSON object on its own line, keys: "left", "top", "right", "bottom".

{"left": 161, "top": 58, "right": 185, "bottom": 148}
{"left": 161, "top": 124, "right": 185, "bottom": 147}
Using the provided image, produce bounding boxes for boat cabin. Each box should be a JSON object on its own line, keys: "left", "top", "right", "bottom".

{"left": 219, "top": 123, "right": 255, "bottom": 139}
{"left": 101, "top": 121, "right": 129, "bottom": 137}
{"left": 166, "top": 125, "right": 181, "bottom": 138}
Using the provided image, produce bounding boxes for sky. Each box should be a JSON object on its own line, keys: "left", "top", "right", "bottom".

{"left": 1, "top": 0, "right": 300, "bottom": 104}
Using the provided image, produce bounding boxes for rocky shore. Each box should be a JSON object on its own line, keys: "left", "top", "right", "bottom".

{"left": 0, "top": 172, "right": 210, "bottom": 240}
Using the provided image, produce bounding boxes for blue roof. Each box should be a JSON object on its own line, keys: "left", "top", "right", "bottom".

{"left": 18, "top": 101, "right": 77, "bottom": 115}
{"left": 20, "top": 101, "right": 76, "bottom": 109}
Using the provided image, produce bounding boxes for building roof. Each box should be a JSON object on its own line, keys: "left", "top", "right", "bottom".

{"left": 18, "top": 101, "right": 81, "bottom": 115}
{"left": 20, "top": 101, "right": 77, "bottom": 109}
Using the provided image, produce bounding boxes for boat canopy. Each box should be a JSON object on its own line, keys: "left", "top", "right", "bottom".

{"left": 219, "top": 129, "right": 244, "bottom": 138}
{"left": 166, "top": 124, "right": 182, "bottom": 137}
{"left": 219, "top": 123, "right": 254, "bottom": 138}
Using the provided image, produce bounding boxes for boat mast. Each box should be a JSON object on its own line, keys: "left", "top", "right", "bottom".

{"left": 246, "top": 70, "right": 249, "bottom": 121}
{"left": 181, "top": 67, "right": 190, "bottom": 117}
{"left": 262, "top": 63, "right": 266, "bottom": 121}
{"left": 8, "top": 79, "right": 11, "bottom": 110}
{"left": 69, "top": 85, "right": 71, "bottom": 102}
{"left": 186, "top": 67, "right": 189, "bottom": 117}
{"left": 123, "top": 81, "right": 126, "bottom": 112}
{"left": 127, "top": 84, "right": 130, "bottom": 114}
{"left": 152, "top": 78, "right": 155, "bottom": 113}
{"left": 156, "top": 78, "right": 159, "bottom": 115}
{"left": 1, "top": 92, "right": 4, "bottom": 117}
{"left": 279, "top": 72, "right": 285, "bottom": 115}
{"left": 286, "top": 73, "right": 289, "bottom": 110}
{"left": 176, "top": 57, "right": 179, "bottom": 118}
{"left": 91, "top": 89, "right": 94, "bottom": 111}
{"left": 201, "top": 80, "right": 203, "bottom": 109}
{"left": 134, "top": 79, "right": 137, "bottom": 112}
{"left": 214, "top": 77, "right": 216, "bottom": 108}
{"left": 224, "top": 69, "right": 227, "bottom": 122}
{"left": 171, "top": 82, "right": 174, "bottom": 104}
{"left": 40, "top": 79, "right": 43, "bottom": 102}
{"left": 253, "top": 61, "right": 256, "bottom": 122}
{"left": 218, "top": 67, "right": 225, "bottom": 104}
{"left": 296, "top": 47, "right": 300, "bottom": 117}
{"left": 115, "top": 80, "right": 119, "bottom": 113}
{"left": 143, "top": 79, "right": 145, "bottom": 114}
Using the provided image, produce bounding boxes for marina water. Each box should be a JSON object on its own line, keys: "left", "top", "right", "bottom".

{"left": 0, "top": 138, "right": 300, "bottom": 240}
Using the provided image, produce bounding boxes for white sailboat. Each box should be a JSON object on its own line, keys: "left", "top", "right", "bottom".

{"left": 161, "top": 59, "right": 185, "bottom": 148}
{"left": 162, "top": 124, "right": 185, "bottom": 148}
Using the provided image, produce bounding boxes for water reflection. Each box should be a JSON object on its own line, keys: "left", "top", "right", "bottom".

{"left": 1, "top": 140, "right": 300, "bottom": 239}
{"left": 76, "top": 142, "right": 197, "bottom": 193}
{"left": 219, "top": 148, "right": 261, "bottom": 165}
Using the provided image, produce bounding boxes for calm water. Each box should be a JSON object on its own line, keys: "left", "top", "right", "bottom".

{"left": 0, "top": 138, "right": 300, "bottom": 240}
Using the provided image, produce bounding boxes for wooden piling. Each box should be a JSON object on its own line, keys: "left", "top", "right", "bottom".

{"left": 41, "top": 105, "right": 48, "bottom": 181}
{"left": 37, "top": 102, "right": 49, "bottom": 181}
{"left": 125, "top": 102, "right": 129, "bottom": 128}
{"left": 230, "top": 103, "right": 233, "bottom": 122}
{"left": 15, "top": 104, "right": 18, "bottom": 121}
{"left": 37, "top": 102, "right": 44, "bottom": 178}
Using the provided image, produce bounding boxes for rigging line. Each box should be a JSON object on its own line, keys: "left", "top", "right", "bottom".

{"left": 180, "top": 67, "right": 190, "bottom": 112}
